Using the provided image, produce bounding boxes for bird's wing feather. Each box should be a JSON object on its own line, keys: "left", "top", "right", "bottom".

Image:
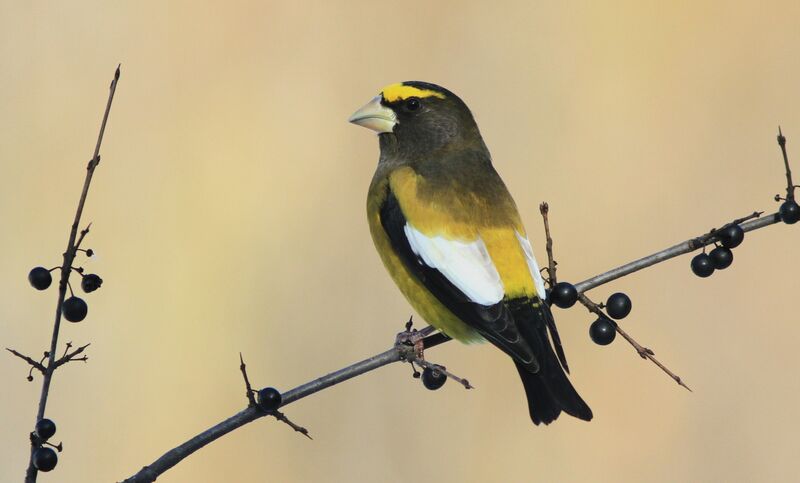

{"left": 515, "top": 232, "right": 569, "bottom": 370}
{"left": 403, "top": 223, "right": 504, "bottom": 306}
{"left": 379, "top": 187, "right": 540, "bottom": 370}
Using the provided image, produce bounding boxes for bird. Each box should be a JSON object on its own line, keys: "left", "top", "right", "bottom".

{"left": 349, "top": 81, "right": 592, "bottom": 425}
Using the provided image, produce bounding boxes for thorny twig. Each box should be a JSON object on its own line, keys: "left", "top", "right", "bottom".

{"left": 577, "top": 294, "right": 692, "bottom": 392}
{"left": 239, "top": 354, "right": 311, "bottom": 439}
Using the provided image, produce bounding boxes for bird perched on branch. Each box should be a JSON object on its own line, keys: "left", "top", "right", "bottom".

{"left": 349, "top": 81, "right": 592, "bottom": 425}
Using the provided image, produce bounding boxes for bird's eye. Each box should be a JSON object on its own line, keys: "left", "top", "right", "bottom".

{"left": 404, "top": 97, "right": 421, "bottom": 112}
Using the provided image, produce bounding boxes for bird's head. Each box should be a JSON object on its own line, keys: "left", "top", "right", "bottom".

{"left": 349, "top": 81, "right": 482, "bottom": 154}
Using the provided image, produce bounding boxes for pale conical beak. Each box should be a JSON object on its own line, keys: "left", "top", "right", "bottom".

{"left": 348, "top": 96, "right": 397, "bottom": 133}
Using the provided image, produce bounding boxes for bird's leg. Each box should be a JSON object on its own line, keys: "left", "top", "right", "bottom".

{"left": 394, "top": 318, "right": 473, "bottom": 389}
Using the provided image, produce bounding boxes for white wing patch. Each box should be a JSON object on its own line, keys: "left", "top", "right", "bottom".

{"left": 403, "top": 224, "right": 505, "bottom": 306}
{"left": 515, "top": 231, "right": 547, "bottom": 300}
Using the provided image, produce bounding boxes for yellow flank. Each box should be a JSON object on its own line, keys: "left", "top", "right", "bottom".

{"left": 387, "top": 167, "right": 538, "bottom": 301}
{"left": 367, "top": 178, "right": 483, "bottom": 343}
{"left": 381, "top": 83, "right": 445, "bottom": 102}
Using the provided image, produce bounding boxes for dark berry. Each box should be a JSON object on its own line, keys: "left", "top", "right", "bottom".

{"left": 691, "top": 253, "right": 715, "bottom": 278}
{"left": 589, "top": 318, "right": 616, "bottom": 345}
{"left": 32, "top": 447, "right": 58, "bottom": 472}
{"left": 28, "top": 267, "right": 52, "bottom": 291}
{"left": 550, "top": 282, "right": 578, "bottom": 309}
{"left": 421, "top": 366, "right": 447, "bottom": 390}
{"left": 257, "top": 387, "right": 282, "bottom": 411}
{"left": 718, "top": 224, "right": 744, "bottom": 249}
{"left": 709, "top": 246, "right": 733, "bottom": 269}
{"left": 85, "top": 249, "right": 94, "bottom": 257}
{"left": 779, "top": 200, "right": 800, "bottom": 224}
{"left": 35, "top": 419, "right": 56, "bottom": 441}
{"left": 62, "top": 297, "right": 88, "bottom": 322}
{"left": 606, "top": 292, "right": 632, "bottom": 319}
{"left": 81, "top": 274, "right": 103, "bottom": 293}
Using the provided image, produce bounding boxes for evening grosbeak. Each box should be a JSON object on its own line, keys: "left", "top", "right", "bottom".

{"left": 349, "top": 81, "right": 592, "bottom": 425}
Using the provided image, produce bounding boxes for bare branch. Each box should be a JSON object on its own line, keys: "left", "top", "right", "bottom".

{"left": 574, "top": 211, "right": 780, "bottom": 293}
{"left": 121, "top": 346, "right": 405, "bottom": 483}
{"left": 25, "top": 66, "right": 120, "bottom": 483}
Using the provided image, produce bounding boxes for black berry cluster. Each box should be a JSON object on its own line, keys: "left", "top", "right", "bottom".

{"left": 691, "top": 224, "right": 742, "bottom": 278}
{"left": 547, "top": 281, "right": 633, "bottom": 347}
{"left": 589, "top": 292, "right": 633, "bottom": 346}
{"left": 31, "top": 418, "right": 59, "bottom": 472}
{"left": 27, "top": 252, "right": 103, "bottom": 323}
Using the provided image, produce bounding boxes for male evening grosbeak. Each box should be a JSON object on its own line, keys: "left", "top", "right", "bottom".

{"left": 349, "top": 82, "right": 592, "bottom": 425}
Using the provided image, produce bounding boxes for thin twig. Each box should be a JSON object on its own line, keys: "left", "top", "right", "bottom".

{"left": 578, "top": 294, "right": 691, "bottom": 391}
{"left": 24, "top": 65, "right": 120, "bottom": 483}
{"left": 239, "top": 353, "right": 257, "bottom": 406}
{"left": 6, "top": 348, "right": 46, "bottom": 374}
{"left": 74, "top": 223, "right": 92, "bottom": 251}
{"left": 52, "top": 343, "right": 91, "bottom": 369}
{"left": 271, "top": 411, "right": 312, "bottom": 440}
{"left": 778, "top": 127, "right": 795, "bottom": 201}
{"left": 539, "top": 202, "right": 557, "bottom": 286}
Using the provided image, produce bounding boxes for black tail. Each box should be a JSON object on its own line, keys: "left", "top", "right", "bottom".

{"left": 515, "top": 360, "right": 592, "bottom": 425}
{"left": 512, "top": 302, "right": 593, "bottom": 425}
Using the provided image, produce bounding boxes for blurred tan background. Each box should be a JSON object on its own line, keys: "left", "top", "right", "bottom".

{"left": 2, "top": 1, "right": 800, "bottom": 482}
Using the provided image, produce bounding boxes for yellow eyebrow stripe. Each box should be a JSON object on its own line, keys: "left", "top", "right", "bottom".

{"left": 381, "top": 83, "right": 445, "bottom": 102}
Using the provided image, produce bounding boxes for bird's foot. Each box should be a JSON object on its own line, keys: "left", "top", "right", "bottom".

{"left": 395, "top": 316, "right": 427, "bottom": 362}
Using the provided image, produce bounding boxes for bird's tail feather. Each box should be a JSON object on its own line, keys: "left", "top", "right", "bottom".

{"left": 513, "top": 304, "right": 593, "bottom": 425}
{"left": 515, "top": 356, "right": 592, "bottom": 425}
